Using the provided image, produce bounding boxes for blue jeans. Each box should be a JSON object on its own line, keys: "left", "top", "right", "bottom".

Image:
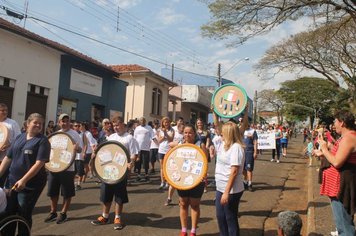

{"left": 6, "top": 183, "right": 46, "bottom": 235}
{"left": 215, "top": 191, "right": 243, "bottom": 236}
{"left": 330, "top": 198, "right": 355, "bottom": 236}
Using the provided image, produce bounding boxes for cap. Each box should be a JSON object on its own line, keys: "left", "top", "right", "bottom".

{"left": 58, "top": 113, "right": 70, "bottom": 121}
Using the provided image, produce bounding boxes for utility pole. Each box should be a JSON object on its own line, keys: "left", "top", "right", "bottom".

{"left": 217, "top": 63, "right": 221, "bottom": 87}
{"left": 171, "top": 64, "right": 174, "bottom": 82}
{"left": 253, "top": 90, "right": 257, "bottom": 124}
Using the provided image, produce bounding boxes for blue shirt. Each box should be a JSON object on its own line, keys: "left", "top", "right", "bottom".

{"left": 7, "top": 133, "right": 50, "bottom": 189}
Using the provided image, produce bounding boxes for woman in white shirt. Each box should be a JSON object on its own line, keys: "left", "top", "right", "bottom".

{"left": 215, "top": 121, "right": 245, "bottom": 236}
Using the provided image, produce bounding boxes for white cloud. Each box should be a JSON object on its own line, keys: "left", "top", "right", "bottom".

{"left": 117, "top": 0, "right": 142, "bottom": 9}
{"left": 156, "top": 8, "right": 186, "bottom": 25}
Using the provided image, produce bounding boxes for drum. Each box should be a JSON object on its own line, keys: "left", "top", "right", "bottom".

{"left": 46, "top": 132, "right": 76, "bottom": 173}
{"left": 163, "top": 143, "right": 208, "bottom": 190}
{"left": 211, "top": 83, "right": 248, "bottom": 118}
{"left": 93, "top": 141, "right": 130, "bottom": 184}
{"left": 0, "top": 123, "right": 9, "bottom": 150}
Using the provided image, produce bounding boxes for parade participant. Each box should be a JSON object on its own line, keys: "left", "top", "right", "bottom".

{"left": 243, "top": 123, "right": 258, "bottom": 191}
{"left": 72, "top": 121, "right": 85, "bottom": 191}
{"left": 165, "top": 123, "right": 185, "bottom": 206}
{"left": 44, "top": 113, "right": 83, "bottom": 224}
{"left": 215, "top": 121, "right": 245, "bottom": 236}
{"left": 314, "top": 110, "right": 356, "bottom": 236}
{"left": 271, "top": 125, "right": 282, "bottom": 163}
{"left": 195, "top": 118, "right": 211, "bottom": 158}
{"left": 304, "top": 137, "right": 314, "bottom": 167}
{"left": 134, "top": 117, "right": 154, "bottom": 182}
{"left": 175, "top": 124, "right": 206, "bottom": 236}
{"left": 173, "top": 117, "right": 184, "bottom": 133}
{"left": 0, "top": 103, "right": 21, "bottom": 187}
{"left": 46, "top": 120, "right": 55, "bottom": 136}
{"left": 149, "top": 120, "right": 160, "bottom": 173}
{"left": 80, "top": 122, "right": 97, "bottom": 182}
{"left": 97, "top": 118, "right": 113, "bottom": 144}
{"left": 91, "top": 116, "right": 138, "bottom": 230}
{"left": 158, "top": 117, "right": 174, "bottom": 190}
{"left": 0, "top": 113, "right": 50, "bottom": 235}
{"left": 281, "top": 127, "right": 288, "bottom": 157}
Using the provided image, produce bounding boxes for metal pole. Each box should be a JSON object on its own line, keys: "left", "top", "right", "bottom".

{"left": 217, "top": 63, "right": 221, "bottom": 87}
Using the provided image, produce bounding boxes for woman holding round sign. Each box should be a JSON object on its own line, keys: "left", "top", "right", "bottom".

{"left": 0, "top": 113, "right": 50, "bottom": 235}
{"left": 165, "top": 124, "right": 208, "bottom": 236}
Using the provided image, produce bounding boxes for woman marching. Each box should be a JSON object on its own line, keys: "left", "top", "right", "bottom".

{"left": 0, "top": 113, "right": 50, "bottom": 235}
{"left": 215, "top": 121, "right": 245, "bottom": 236}
{"left": 176, "top": 124, "right": 208, "bottom": 236}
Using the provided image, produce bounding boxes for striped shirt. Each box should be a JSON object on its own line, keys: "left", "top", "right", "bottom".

{"left": 320, "top": 132, "right": 356, "bottom": 197}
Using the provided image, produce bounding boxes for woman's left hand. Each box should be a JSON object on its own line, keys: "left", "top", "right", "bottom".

{"left": 221, "top": 192, "right": 229, "bottom": 206}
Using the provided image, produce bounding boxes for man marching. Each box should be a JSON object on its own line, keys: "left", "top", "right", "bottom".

{"left": 91, "top": 116, "right": 138, "bottom": 230}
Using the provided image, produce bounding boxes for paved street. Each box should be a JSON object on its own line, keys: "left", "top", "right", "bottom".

{"left": 31, "top": 136, "right": 309, "bottom": 236}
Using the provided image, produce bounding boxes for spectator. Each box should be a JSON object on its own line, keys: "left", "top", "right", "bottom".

{"left": 277, "top": 211, "right": 302, "bottom": 236}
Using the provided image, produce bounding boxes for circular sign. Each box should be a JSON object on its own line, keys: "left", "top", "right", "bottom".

{"left": 93, "top": 141, "right": 130, "bottom": 185}
{"left": 46, "top": 132, "right": 76, "bottom": 173}
{"left": 211, "top": 83, "right": 248, "bottom": 118}
{"left": 0, "top": 123, "right": 9, "bottom": 151}
{"left": 163, "top": 143, "right": 208, "bottom": 190}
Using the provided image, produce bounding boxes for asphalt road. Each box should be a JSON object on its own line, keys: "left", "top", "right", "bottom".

{"left": 31, "top": 135, "right": 308, "bottom": 236}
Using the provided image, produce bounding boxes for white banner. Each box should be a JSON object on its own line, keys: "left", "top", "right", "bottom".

{"left": 256, "top": 131, "right": 276, "bottom": 149}
{"left": 70, "top": 69, "right": 102, "bottom": 97}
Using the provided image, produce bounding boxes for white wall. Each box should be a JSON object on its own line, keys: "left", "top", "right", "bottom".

{"left": 0, "top": 30, "right": 61, "bottom": 124}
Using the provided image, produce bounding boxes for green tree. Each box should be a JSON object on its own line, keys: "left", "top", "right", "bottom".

{"left": 201, "top": 0, "right": 356, "bottom": 45}
{"left": 257, "top": 17, "right": 356, "bottom": 112}
{"left": 278, "top": 77, "right": 346, "bottom": 127}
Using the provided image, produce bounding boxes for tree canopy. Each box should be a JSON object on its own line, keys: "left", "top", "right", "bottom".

{"left": 201, "top": 0, "right": 356, "bottom": 45}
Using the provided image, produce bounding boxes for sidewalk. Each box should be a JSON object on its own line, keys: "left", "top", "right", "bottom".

{"left": 307, "top": 157, "right": 336, "bottom": 236}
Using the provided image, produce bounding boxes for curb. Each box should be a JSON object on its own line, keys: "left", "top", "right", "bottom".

{"left": 307, "top": 159, "right": 316, "bottom": 235}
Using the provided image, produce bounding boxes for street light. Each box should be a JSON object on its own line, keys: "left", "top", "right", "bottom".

{"left": 217, "top": 57, "right": 250, "bottom": 87}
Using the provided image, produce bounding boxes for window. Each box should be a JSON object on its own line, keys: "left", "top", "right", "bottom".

{"left": 151, "top": 88, "right": 162, "bottom": 115}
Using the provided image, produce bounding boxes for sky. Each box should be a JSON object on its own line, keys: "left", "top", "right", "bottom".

{"left": 0, "top": 0, "right": 317, "bottom": 98}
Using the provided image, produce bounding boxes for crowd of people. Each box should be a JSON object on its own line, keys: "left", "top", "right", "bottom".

{"left": 1, "top": 100, "right": 355, "bottom": 235}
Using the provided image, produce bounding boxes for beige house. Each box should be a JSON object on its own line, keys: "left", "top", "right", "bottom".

{"left": 111, "top": 64, "right": 177, "bottom": 122}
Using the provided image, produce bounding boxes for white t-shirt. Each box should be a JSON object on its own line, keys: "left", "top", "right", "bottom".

{"left": 0, "top": 118, "right": 21, "bottom": 160}
{"left": 150, "top": 128, "right": 159, "bottom": 149}
{"left": 134, "top": 125, "right": 154, "bottom": 151}
{"left": 60, "top": 129, "right": 83, "bottom": 171}
{"left": 84, "top": 130, "right": 97, "bottom": 154}
{"left": 212, "top": 135, "right": 223, "bottom": 157}
{"left": 107, "top": 132, "right": 139, "bottom": 156}
{"left": 215, "top": 142, "right": 245, "bottom": 194}
{"left": 158, "top": 128, "right": 174, "bottom": 154}
{"left": 173, "top": 131, "right": 184, "bottom": 144}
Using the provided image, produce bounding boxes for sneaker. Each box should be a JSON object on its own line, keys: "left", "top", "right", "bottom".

{"left": 330, "top": 230, "right": 338, "bottom": 236}
{"left": 270, "top": 159, "right": 275, "bottom": 162}
{"left": 44, "top": 212, "right": 57, "bottom": 223}
{"left": 75, "top": 185, "right": 82, "bottom": 191}
{"left": 91, "top": 216, "right": 109, "bottom": 225}
{"left": 164, "top": 183, "right": 169, "bottom": 190}
{"left": 113, "top": 217, "right": 123, "bottom": 230}
{"left": 277, "top": 160, "right": 280, "bottom": 163}
{"left": 243, "top": 182, "right": 248, "bottom": 190}
{"left": 56, "top": 212, "right": 67, "bottom": 224}
{"left": 180, "top": 232, "right": 188, "bottom": 236}
{"left": 159, "top": 182, "right": 164, "bottom": 190}
{"left": 164, "top": 198, "right": 172, "bottom": 206}
{"left": 248, "top": 185, "right": 253, "bottom": 192}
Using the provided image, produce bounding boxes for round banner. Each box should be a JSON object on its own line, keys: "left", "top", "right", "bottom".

{"left": 93, "top": 141, "right": 130, "bottom": 185}
{"left": 163, "top": 143, "right": 208, "bottom": 191}
{"left": 0, "top": 123, "right": 9, "bottom": 150}
{"left": 211, "top": 83, "right": 248, "bottom": 118}
{"left": 46, "top": 132, "right": 76, "bottom": 173}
